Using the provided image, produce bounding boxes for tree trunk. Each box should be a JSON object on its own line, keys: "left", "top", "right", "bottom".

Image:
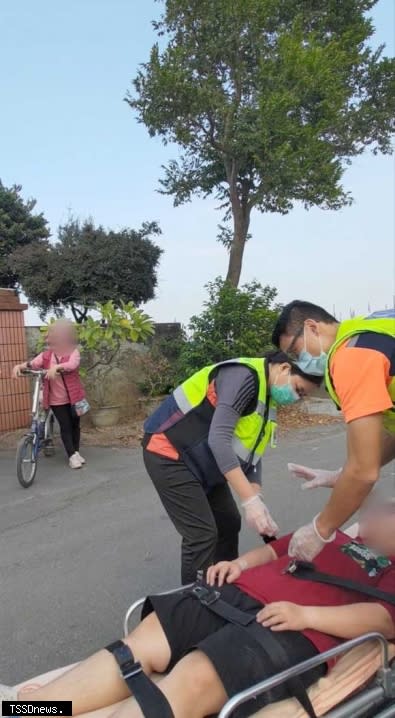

{"left": 70, "top": 303, "right": 88, "bottom": 323}
{"left": 225, "top": 204, "right": 251, "bottom": 287}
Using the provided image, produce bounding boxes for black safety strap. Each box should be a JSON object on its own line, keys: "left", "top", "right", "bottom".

{"left": 192, "top": 585, "right": 254, "bottom": 626}
{"left": 105, "top": 640, "right": 174, "bottom": 718}
{"left": 285, "top": 560, "right": 395, "bottom": 605}
{"left": 191, "top": 584, "right": 318, "bottom": 718}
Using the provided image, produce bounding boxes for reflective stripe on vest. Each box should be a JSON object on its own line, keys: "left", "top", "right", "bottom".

{"left": 173, "top": 385, "right": 194, "bottom": 414}
{"left": 173, "top": 357, "right": 277, "bottom": 464}
{"left": 325, "top": 311, "right": 395, "bottom": 432}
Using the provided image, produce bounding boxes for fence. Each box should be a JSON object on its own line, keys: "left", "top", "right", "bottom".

{"left": 0, "top": 290, "right": 31, "bottom": 431}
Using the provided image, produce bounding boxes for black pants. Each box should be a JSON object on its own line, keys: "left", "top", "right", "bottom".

{"left": 144, "top": 585, "right": 325, "bottom": 718}
{"left": 51, "top": 404, "right": 80, "bottom": 458}
{"left": 143, "top": 449, "right": 242, "bottom": 584}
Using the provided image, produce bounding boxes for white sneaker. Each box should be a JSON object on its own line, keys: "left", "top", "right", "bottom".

{"left": 0, "top": 683, "right": 18, "bottom": 700}
{"left": 76, "top": 451, "right": 86, "bottom": 464}
{"left": 69, "top": 453, "right": 83, "bottom": 469}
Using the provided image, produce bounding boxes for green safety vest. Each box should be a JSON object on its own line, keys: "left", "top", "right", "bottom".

{"left": 325, "top": 314, "right": 395, "bottom": 433}
{"left": 172, "top": 357, "right": 277, "bottom": 468}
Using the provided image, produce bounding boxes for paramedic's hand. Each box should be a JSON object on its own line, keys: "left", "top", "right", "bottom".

{"left": 257, "top": 602, "right": 308, "bottom": 632}
{"left": 288, "top": 515, "right": 336, "bottom": 561}
{"left": 241, "top": 495, "right": 279, "bottom": 537}
{"left": 46, "top": 366, "right": 59, "bottom": 381}
{"left": 288, "top": 463, "right": 342, "bottom": 490}
{"left": 207, "top": 560, "right": 244, "bottom": 587}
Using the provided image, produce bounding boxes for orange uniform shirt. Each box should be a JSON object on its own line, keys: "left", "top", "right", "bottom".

{"left": 330, "top": 342, "right": 393, "bottom": 423}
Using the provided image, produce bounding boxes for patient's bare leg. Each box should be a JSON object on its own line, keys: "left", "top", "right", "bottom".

{"left": 110, "top": 650, "right": 228, "bottom": 718}
{"left": 53, "top": 651, "right": 227, "bottom": 718}
{"left": 17, "top": 613, "right": 170, "bottom": 716}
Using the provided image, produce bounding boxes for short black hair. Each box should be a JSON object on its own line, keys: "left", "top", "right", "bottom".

{"left": 264, "top": 349, "right": 322, "bottom": 386}
{"left": 272, "top": 300, "right": 337, "bottom": 347}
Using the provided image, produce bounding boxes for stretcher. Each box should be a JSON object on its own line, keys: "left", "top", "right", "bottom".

{"left": 124, "top": 591, "right": 395, "bottom": 718}
{"left": 15, "top": 520, "right": 395, "bottom": 716}
{"left": 16, "top": 596, "right": 395, "bottom": 718}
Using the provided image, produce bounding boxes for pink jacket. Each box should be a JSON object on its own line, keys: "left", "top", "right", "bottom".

{"left": 38, "top": 350, "right": 85, "bottom": 409}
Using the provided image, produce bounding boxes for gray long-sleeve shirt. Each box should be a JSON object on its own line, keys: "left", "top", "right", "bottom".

{"left": 207, "top": 364, "right": 263, "bottom": 483}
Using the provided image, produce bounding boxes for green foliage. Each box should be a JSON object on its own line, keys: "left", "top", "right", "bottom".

{"left": 78, "top": 300, "right": 154, "bottom": 358}
{"left": 0, "top": 180, "right": 49, "bottom": 288}
{"left": 178, "top": 278, "right": 280, "bottom": 377}
{"left": 136, "top": 351, "right": 176, "bottom": 397}
{"left": 136, "top": 331, "right": 186, "bottom": 396}
{"left": 128, "top": 0, "right": 395, "bottom": 286}
{"left": 12, "top": 218, "right": 163, "bottom": 321}
{"left": 39, "top": 301, "right": 154, "bottom": 359}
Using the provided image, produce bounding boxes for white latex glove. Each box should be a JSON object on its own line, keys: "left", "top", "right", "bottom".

{"left": 288, "top": 515, "right": 336, "bottom": 561}
{"left": 287, "top": 463, "right": 342, "bottom": 490}
{"left": 241, "top": 495, "right": 279, "bottom": 537}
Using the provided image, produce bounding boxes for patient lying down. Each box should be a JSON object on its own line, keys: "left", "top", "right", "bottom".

{"left": 2, "top": 498, "right": 395, "bottom": 718}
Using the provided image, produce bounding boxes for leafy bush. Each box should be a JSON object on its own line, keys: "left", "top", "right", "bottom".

{"left": 136, "top": 332, "right": 186, "bottom": 397}
{"left": 136, "top": 351, "right": 176, "bottom": 397}
{"left": 178, "top": 278, "right": 280, "bottom": 378}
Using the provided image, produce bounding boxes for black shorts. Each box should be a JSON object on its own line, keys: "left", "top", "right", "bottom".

{"left": 142, "top": 584, "right": 326, "bottom": 718}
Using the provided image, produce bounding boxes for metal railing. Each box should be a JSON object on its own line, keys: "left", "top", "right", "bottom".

{"left": 219, "top": 632, "right": 392, "bottom": 718}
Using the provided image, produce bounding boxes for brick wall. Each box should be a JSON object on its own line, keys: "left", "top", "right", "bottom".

{"left": 0, "top": 290, "right": 31, "bottom": 431}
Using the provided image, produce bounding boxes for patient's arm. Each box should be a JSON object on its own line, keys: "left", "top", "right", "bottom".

{"left": 257, "top": 602, "right": 395, "bottom": 640}
{"left": 304, "top": 603, "right": 395, "bottom": 640}
{"left": 237, "top": 542, "right": 278, "bottom": 569}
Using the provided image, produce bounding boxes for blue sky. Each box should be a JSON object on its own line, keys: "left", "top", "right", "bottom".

{"left": 0, "top": 0, "right": 394, "bottom": 326}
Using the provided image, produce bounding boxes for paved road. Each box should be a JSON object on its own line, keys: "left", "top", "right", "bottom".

{"left": 0, "top": 425, "right": 394, "bottom": 685}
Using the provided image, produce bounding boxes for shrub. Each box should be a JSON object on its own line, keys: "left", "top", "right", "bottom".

{"left": 178, "top": 278, "right": 280, "bottom": 377}
{"left": 136, "top": 331, "right": 186, "bottom": 397}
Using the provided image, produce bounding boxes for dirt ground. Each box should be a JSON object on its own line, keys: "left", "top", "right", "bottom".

{"left": 0, "top": 403, "right": 341, "bottom": 450}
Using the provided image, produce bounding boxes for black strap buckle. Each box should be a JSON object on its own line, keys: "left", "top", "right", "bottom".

{"left": 282, "top": 559, "right": 315, "bottom": 575}
{"left": 282, "top": 559, "right": 298, "bottom": 575}
{"left": 121, "top": 659, "right": 143, "bottom": 681}
{"left": 192, "top": 585, "right": 220, "bottom": 606}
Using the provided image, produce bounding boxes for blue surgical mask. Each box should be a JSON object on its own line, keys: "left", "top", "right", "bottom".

{"left": 296, "top": 351, "right": 327, "bottom": 376}
{"left": 296, "top": 332, "right": 328, "bottom": 377}
{"left": 271, "top": 379, "right": 299, "bottom": 406}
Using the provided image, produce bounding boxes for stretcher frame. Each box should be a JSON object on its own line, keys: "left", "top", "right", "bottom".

{"left": 123, "top": 586, "right": 395, "bottom": 718}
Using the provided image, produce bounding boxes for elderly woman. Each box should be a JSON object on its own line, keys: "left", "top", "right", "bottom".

{"left": 13, "top": 320, "right": 87, "bottom": 469}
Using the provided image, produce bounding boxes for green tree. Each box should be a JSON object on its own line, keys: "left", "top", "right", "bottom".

{"left": 11, "top": 218, "right": 163, "bottom": 322}
{"left": 178, "top": 278, "right": 280, "bottom": 377}
{"left": 0, "top": 180, "right": 49, "bottom": 288}
{"left": 128, "top": 0, "right": 395, "bottom": 286}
